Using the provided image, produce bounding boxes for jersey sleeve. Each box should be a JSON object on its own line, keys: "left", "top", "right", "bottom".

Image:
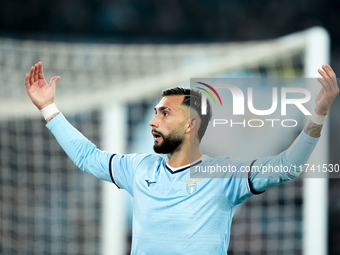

{"left": 250, "top": 129, "right": 319, "bottom": 193}
{"left": 46, "top": 113, "right": 112, "bottom": 182}
{"left": 213, "top": 157, "right": 254, "bottom": 206}
{"left": 110, "top": 153, "right": 150, "bottom": 195}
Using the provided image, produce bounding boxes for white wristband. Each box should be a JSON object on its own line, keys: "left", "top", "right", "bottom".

{"left": 311, "top": 110, "right": 327, "bottom": 125}
{"left": 40, "top": 103, "right": 59, "bottom": 120}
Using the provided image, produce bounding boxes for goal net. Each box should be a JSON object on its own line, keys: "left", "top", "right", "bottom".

{"left": 0, "top": 27, "right": 329, "bottom": 255}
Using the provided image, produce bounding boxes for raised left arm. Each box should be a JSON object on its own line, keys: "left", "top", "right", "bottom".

{"left": 250, "top": 64, "right": 338, "bottom": 193}
{"left": 304, "top": 64, "right": 339, "bottom": 138}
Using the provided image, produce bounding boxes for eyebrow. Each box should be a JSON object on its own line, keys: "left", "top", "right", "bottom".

{"left": 154, "top": 106, "right": 172, "bottom": 112}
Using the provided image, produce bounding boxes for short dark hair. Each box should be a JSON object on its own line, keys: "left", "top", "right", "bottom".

{"left": 160, "top": 87, "right": 212, "bottom": 142}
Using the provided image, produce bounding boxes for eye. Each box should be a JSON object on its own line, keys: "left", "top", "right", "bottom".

{"left": 163, "top": 112, "right": 169, "bottom": 116}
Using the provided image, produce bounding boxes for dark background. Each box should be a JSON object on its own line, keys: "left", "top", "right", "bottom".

{"left": 1, "top": 0, "right": 340, "bottom": 253}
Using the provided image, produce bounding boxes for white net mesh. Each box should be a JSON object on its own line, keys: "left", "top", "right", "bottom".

{"left": 0, "top": 112, "right": 102, "bottom": 255}
{"left": 0, "top": 34, "right": 305, "bottom": 120}
{"left": 0, "top": 29, "right": 321, "bottom": 255}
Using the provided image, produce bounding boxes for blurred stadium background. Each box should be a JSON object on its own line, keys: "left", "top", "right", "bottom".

{"left": 1, "top": 1, "right": 340, "bottom": 255}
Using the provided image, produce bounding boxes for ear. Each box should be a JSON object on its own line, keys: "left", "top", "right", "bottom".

{"left": 185, "top": 117, "right": 199, "bottom": 134}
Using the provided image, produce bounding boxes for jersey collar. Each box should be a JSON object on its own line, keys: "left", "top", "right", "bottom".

{"left": 165, "top": 154, "right": 208, "bottom": 174}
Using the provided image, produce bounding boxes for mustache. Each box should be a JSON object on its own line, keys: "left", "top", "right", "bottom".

{"left": 152, "top": 129, "right": 164, "bottom": 137}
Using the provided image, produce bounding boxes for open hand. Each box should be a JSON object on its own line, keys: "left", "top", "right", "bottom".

{"left": 316, "top": 64, "right": 339, "bottom": 116}
{"left": 25, "top": 62, "right": 60, "bottom": 110}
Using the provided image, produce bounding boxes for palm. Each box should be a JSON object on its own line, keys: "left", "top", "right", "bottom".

{"left": 25, "top": 62, "right": 59, "bottom": 110}
{"left": 315, "top": 88, "right": 327, "bottom": 112}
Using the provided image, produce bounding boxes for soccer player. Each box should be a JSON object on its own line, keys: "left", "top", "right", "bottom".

{"left": 25, "top": 62, "right": 338, "bottom": 254}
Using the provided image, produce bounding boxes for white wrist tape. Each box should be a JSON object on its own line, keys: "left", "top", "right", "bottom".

{"left": 311, "top": 110, "right": 327, "bottom": 125}
{"left": 40, "top": 103, "right": 59, "bottom": 120}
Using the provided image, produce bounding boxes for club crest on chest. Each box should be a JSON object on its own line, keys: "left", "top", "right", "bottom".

{"left": 180, "top": 178, "right": 203, "bottom": 195}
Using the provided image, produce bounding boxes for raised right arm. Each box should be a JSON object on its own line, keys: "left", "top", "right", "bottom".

{"left": 46, "top": 113, "right": 113, "bottom": 182}
{"left": 25, "top": 62, "right": 113, "bottom": 183}
{"left": 25, "top": 62, "right": 60, "bottom": 119}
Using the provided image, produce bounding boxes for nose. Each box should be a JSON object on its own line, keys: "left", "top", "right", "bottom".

{"left": 149, "top": 115, "right": 158, "bottom": 128}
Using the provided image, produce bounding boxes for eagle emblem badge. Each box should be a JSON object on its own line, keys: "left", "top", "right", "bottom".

{"left": 180, "top": 178, "right": 203, "bottom": 195}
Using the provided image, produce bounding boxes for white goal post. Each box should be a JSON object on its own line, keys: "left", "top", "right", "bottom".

{"left": 303, "top": 27, "right": 330, "bottom": 255}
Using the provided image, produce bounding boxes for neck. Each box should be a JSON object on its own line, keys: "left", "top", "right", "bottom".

{"left": 166, "top": 140, "right": 201, "bottom": 168}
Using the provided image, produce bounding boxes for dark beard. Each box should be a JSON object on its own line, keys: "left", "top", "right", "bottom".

{"left": 153, "top": 130, "right": 184, "bottom": 154}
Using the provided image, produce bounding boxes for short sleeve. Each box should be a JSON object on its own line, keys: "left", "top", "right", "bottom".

{"left": 110, "top": 153, "right": 149, "bottom": 195}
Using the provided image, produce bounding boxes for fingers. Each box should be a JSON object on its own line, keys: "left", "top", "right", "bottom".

{"left": 318, "top": 64, "right": 339, "bottom": 95}
{"left": 49, "top": 76, "right": 60, "bottom": 90}
{"left": 29, "top": 66, "right": 35, "bottom": 85}
{"left": 325, "top": 64, "right": 340, "bottom": 95}
{"left": 317, "top": 70, "right": 331, "bottom": 95}
{"left": 38, "top": 62, "right": 45, "bottom": 80}
{"left": 26, "top": 62, "right": 45, "bottom": 86}
{"left": 317, "top": 77, "right": 332, "bottom": 95}
{"left": 25, "top": 73, "right": 30, "bottom": 90}
{"left": 322, "top": 64, "right": 336, "bottom": 79}
{"left": 33, "top": 64, "right": 39, "bottom": 82}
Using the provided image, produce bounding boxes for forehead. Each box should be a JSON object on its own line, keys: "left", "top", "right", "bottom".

{"left": 155, "top": 95, "right": 186, "bottom": 111}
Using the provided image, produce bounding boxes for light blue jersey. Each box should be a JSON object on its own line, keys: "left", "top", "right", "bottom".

{"left": 46, "top": 113, "right": 319, "bottom": 254}
{"left": 111, "top": 153, "right": 253, "bottom": 254}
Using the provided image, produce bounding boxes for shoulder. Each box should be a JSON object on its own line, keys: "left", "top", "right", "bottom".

{"left": 113, "top": 153, "right": 165, "bottom": 167}
{"left": 136, "top": 153, "right": 165, "bottom": 165}
{"left": 210, "top": 155, "right": 251, "bottom": 165}
{"left": 202, "top": 155, "right": 231, "bottom": 164}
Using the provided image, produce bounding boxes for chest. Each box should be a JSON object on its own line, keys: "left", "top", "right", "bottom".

{"left": 132, "top": 167, "right": 232, "bottom": 214}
